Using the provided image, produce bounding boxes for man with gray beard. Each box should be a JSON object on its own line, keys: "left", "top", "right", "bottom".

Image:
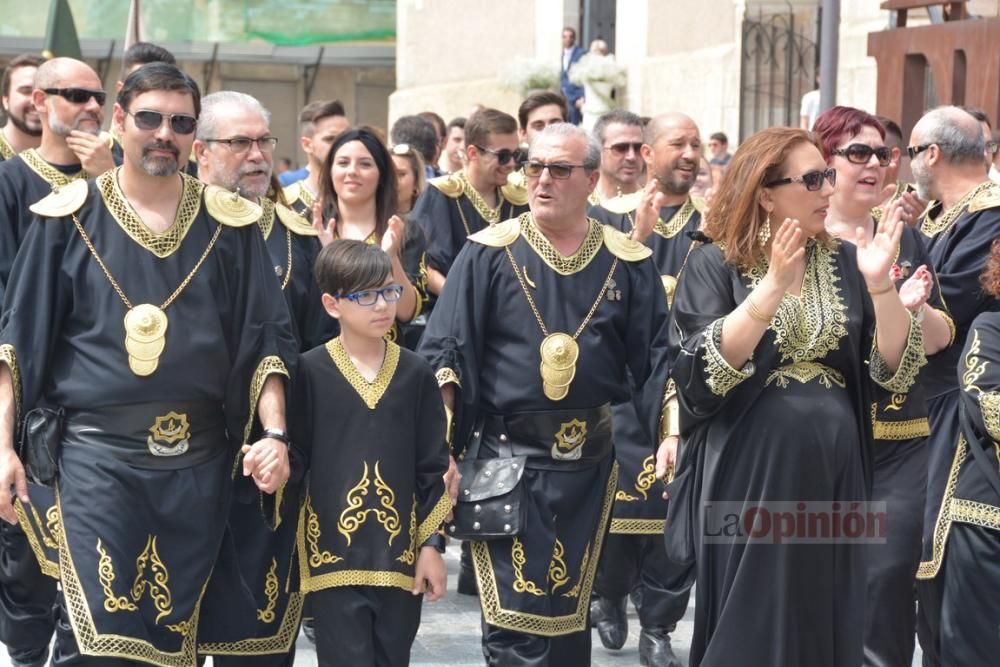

{"left": 194, "top": 90, "right": 329, "bottom": 665}
{"left": 0, "top": 57, "right": 115, "bottom": 304}
{"left": 910, "top": 106, "right": 1000, "bottom": 667}
{"left": 0, "top": 59, "right": 114, "bottom": 667}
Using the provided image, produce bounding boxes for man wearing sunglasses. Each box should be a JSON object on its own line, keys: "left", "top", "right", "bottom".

{"left": 909, "top": 106, "right": 1000, "bottom": 667}
{"left": 0, "top": 62, "right": 298, "bottom": 667}
{"left": 586, "top": 112, "right": 702, "bottom": 667}
{"left": 419, "top": 122, "right": 672, "bottom": 665}
{"left": 194, "top": 89, "right": 324, "bottom": 667}
{"left": 590, "top": 109, "right": 644, "bottom": 204}
{"left": 410, "top": 108, "right": 529, "bottom": 297}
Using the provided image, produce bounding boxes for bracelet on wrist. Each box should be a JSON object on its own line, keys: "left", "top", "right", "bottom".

{"left": 744, "top": 296, "right": 774, "bottom": 324}
{"left": 260, "top": 427, "right": 291, "bottom": 446}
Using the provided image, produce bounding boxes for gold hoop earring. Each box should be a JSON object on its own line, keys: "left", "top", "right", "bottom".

{"left": 758, "top": 215, "right": 772, "bottom": 246}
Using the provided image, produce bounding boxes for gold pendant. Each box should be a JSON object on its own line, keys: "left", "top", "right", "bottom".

{"left": 124, "top": 304, "right": 168, "bottom": 376}
{"left": 540, "top": 333, "right": 578, "bottom": 401}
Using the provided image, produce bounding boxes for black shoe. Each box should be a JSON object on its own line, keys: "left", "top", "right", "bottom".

{"left": 9, "top": 647, "right": 48, "bottom": 667}
{"left": 639, "top": 626, "right": 684, "bottom": 667}
{"left": 590, "top": 595, "right": 628, "bottom": 650}
{"left": 302, "top": 617, "right": 316, "bottom": 644}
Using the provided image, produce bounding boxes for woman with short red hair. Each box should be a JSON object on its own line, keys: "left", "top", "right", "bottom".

{"left": 666, "top": 126, "right": 926, "bottom": 666}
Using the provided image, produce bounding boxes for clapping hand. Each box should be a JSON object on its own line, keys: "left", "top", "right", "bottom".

{"left": 856, "top": 202, "right": 904, "bottom": 290}
{"left": 311, "top": 202, "right": 337, "bottom": 247}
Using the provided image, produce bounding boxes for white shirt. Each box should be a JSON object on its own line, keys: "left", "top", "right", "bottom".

{"left": 800, "top": 89, "right": 821, "bottom": 130}
{"left": 563, "top": 47, "right": 574, "bottom": 72}
{"left": 990, "top": 163, "right": 1000, "bottom": 185}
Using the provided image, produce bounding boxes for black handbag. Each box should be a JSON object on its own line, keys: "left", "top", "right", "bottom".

{"left": 444, "top": 425, "right": 527, "bottom": 540}
{"left": 18, "top": 406, "right": 63, "bottom": 487}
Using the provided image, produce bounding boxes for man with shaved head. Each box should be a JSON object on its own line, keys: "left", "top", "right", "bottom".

{"left": 0, "top": 57, "right": 115, "bottom": 305}
{"left": 586, "top": 112, "right": 701, "bottom": 666}
{"left": 0, "top": 54, "right": 46, "bottom": 160}
{"left": 910, "top": 106, "right": 1000, "bottom": 666}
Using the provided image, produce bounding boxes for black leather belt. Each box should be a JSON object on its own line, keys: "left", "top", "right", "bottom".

{"left": 476, "top": 404, "right": 612, "bottom": 470}
{"left": 63, "top": 401, "right": 227, "bottom": 470}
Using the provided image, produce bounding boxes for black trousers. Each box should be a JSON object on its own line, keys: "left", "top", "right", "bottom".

{"left": 863, "top": 438, "right": 926, "bottom": 667}
{"left": 311, "top": 586, "right": 422, "bottom": 667}
{"left": 593, "top": 532, "right": 693, "bottom": 630}
{"left": 940, "top": 522, "right": 1000, "bottom": 667}
{"left": 0, "top": 521, "right": 56, "bottom": 663}
{"left": 916, "top": 575, "right": 944, "bottom": 667}
{"left": 483, "top": 621, "right": 591, "bottom": 667}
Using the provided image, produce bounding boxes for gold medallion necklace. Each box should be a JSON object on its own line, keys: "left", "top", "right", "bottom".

{"left": 71, "top": 213, "right": 223, "bottom": 377}
{"left": 504, "top": 236, "right": 618, "bottom": 401}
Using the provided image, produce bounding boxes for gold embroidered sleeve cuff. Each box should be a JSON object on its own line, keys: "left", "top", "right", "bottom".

{"left": 242, "top": 356, "right": 291, "bottom": 444}
{"left": 870, "top": 312, "right": 927, "bottom": 394}
{"left": 416, "top": 492, "right": 453, "bottom": 547}
{"left": 702, "top": 318, "right": 755, "bottom": 397}
{"left": 0, "top": 345, "right": 22, "bottom": 429}
{"left": 435, "top": 367, "right": 460, "bottom": 389}
{"left": 978, "top": 391, "right": 1000, "bottom": 443}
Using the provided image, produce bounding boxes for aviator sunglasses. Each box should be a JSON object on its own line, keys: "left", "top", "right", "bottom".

{"left": 765, "top": 167, "right": 837, "bottom": 191}
{"left": 125, "top": 109, "right": 198, "bottom": 135}
{"left": 830, "top": 143, "right": 891, "bottom": 167}
{"left": 43, "top": 87, "right": 106, "bottom": 106}
{"left": 473, "top": 145, "right": 524, "bottom": 166}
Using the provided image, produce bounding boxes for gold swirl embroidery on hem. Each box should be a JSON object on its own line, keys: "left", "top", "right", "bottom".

{"left": 743, "top": 240, "right": 849, "bottom": 365}
{"left": 963, "top": 329, "right": 989, "bottom": 392}
{"left": 548, "top": 540, "right": 570, "bottom": 593}
{"left": 511, "top": 537, "right": 545, "bottom": 596}
{"left": 256, "top": 558, "right": 279, "bottom": 623}
{"left": 326, "top": 337, "right": 400, "bottom": 410}
{"left": 519, "top": 214, "right": 605, "bottom": 276}
{"left": 337, "top": 461, "right": 402, "bottom": 547}
{"left": 98, "top": 169, "right": 204, "bottom": 258}
{"left": 766, "top": 362, "right": 846, "bottom": 389}
{"left": 97, "top": 539, "right": 138, "bottom": 613}
{"left": 560, "top": 541, "right": 592, "bottom": 598}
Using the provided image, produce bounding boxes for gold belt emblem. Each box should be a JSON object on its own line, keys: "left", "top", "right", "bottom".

{"left": 552, "top": 418, "right": 587, "bottom": 461}
{"left": 147, "top": 411, "right": 190, "bottom": 457}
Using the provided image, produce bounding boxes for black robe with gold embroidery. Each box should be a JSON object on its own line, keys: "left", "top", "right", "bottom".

{"left": 409, "top": 171, "right": 529, "bottom": 278}
{"left": 0, "top": 150, "right": 88, "bottom": 306}
{"left": 1, "top": 169, "right": 297, "bottom": 667}
{"left": 417, "top": 214, "right": 671, "bottom": 636}
{"left": 668, "top": 239, "right": 926, "bottom": 667}
{"left": 291, "top": 339, "right": 450, "bottom": 593}
{"left": 590, "top": 199, "right": 702, "bottom": 533}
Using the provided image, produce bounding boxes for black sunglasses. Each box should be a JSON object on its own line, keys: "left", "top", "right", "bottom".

{"left": 765, "top": 167, "right": 836, "bottom": 191}
{"left": 126, "top": 109, "right": 197, "bottom": 135}
{"left": 831, "top": 143, "right": 891, "bottom": 167}
{"left": 523, "top": 160, "right": 588, "bottom": 180}
{"left": 43, "top": 87, "right": 106, "bottom": 106}
{"left": 605, "top": 142, "right": 643, "bottom": 156}
{"left": 474, "top": 145, "right": 523, "bottom": 165}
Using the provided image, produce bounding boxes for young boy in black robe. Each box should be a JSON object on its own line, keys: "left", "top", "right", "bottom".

{"left": 293, "top": 239, "right": 450, "bottom": 666}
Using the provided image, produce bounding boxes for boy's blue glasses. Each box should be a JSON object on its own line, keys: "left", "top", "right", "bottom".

{"left": 337, "top": 284, "right": 404, "bottom": 307}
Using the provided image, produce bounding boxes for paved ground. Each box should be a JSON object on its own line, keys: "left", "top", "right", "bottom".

{"left": 2, "top": 543, "right": 923, "bottom": 666}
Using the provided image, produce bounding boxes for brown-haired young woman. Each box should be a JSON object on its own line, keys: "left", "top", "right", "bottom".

{"left": 666, "top": 127, "right": 926, "bottom": 666}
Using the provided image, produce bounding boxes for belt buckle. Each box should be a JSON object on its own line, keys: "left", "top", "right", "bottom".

{"left": 551, "top": 418, "right": 586, "bottom": 461}
{"left": 147, "top": 411, "right": 191, "bottom": 457}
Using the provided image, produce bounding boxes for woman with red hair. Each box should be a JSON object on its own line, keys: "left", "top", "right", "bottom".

{"left": 813, "top": 106, "right": 952, "bottom": 667}
{"left": 665, "top": 127, "right": 926, "bottom": 666}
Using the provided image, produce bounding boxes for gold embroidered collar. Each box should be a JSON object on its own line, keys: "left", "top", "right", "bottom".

{"left": 520, "top": 213, "right": 604, "bottom": 275}
{"left": 920, "top": 182, "right": 993, "bottom": 238}
{"left": 654, "top": 198, "right": 698, "bottom": 239}
{"left": 0, "top": 132, "right": 14, "bottom": 161}
{"left": 458, "top": 171, "right": 503, "bottom": 224}
{"left": 326, "top": 337, "right": 400, "bottom": 409}
{"left": 98, "top": 168, "right": 204, "bottom": 259}
{"left": 744, "top": 240, "right": 848, "bottom": 364}
{"left": 20, "top": 149, "right": 87, "bottom": 188}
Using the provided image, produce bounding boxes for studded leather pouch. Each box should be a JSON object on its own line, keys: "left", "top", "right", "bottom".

{"left": 444, "top": 427, "right": 527, "bottom": 540}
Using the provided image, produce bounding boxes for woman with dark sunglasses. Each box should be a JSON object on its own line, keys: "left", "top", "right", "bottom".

{"left": 813, "top": 106, "right": 953, "bottom": 667}
{"left": 312, "top": 126, "right": 428, "bottom": 349}
{"left": 665, "top": 127, "right": 926, "bottom": 666}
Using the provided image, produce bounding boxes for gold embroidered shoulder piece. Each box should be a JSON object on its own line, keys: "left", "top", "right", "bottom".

{"left": 968, "top": 182, "right": 1000, "bottom": 213}
{"left": 29, "top": 179, "right": 89, "bottom": 218}
{"left": 204, "top": 185, "right": 263, "bottom": 228}
{"left": 468, "top": 218, "right": 519, "bottom": 248}
{"left": 275, "top": 203, "right": 318, "bottom": 236}
{"left": 602, "top": 224, "right": 652, "bottom": 262}
{"left": 282, "top": 181, "right": 315, "bottom": 210}
{"left": 429, "top": 173, "right": 463, "bottom": 199}
{"left": 98, "top": 169, "right": 204, "bottom": 258}
{"left": 601, "top": 191, "right": 641, "bottom": 215}
{"left": 500, "top": 179, "right": 529, "bottom": 206}
{"left": 326, "top": 337, "right": 400, "bottom": 410}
